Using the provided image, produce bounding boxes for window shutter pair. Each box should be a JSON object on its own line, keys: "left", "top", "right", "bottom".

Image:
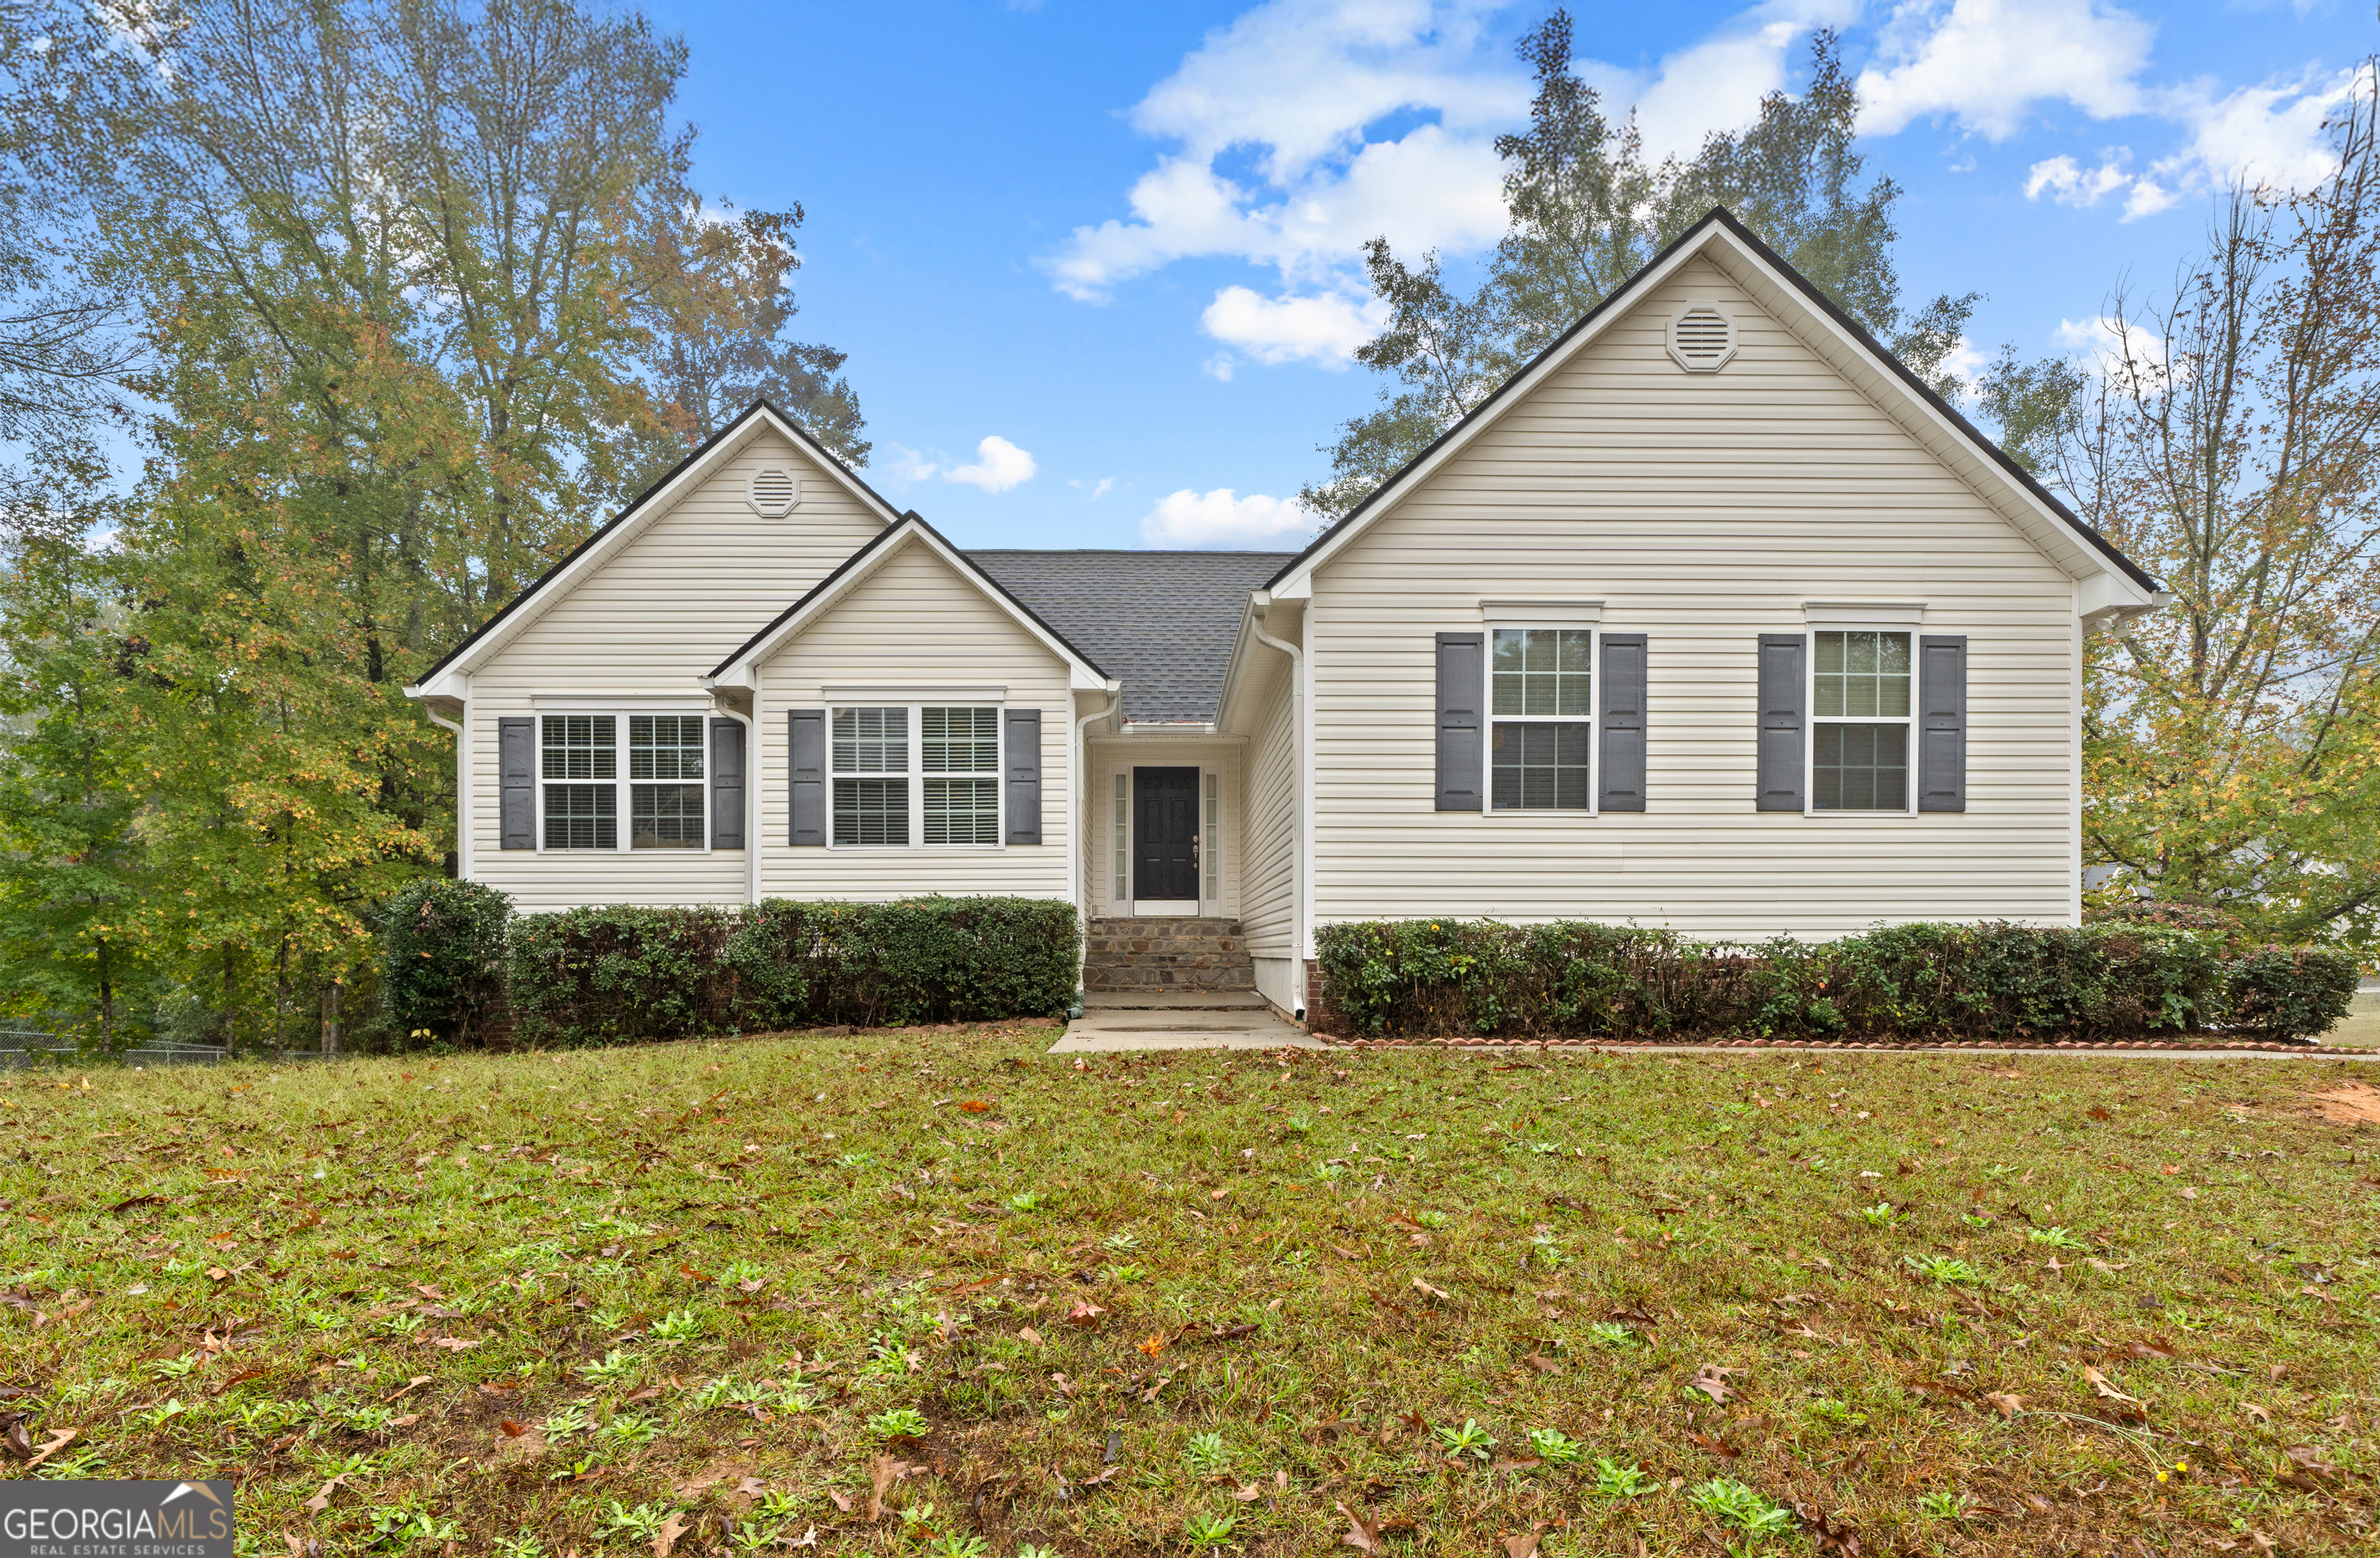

{"left": 497, "top": 715, "right": 748, "bottom": 849}
{"left": 785, "top": 707, "right": 1042, "bottom": 846}
{"left": 1431, "top": 631, "right": 1648, "bottom": 812}
{"left": 1755, "top": 634, "right": 1967, "bottom": 811}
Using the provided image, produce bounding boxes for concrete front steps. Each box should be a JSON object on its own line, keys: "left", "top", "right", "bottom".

{"left": 1082, "top": 916, "right": 1256, "bottom": 993}
{"left": 1051, "top": 989, "right": 1320, "bottom": 1053}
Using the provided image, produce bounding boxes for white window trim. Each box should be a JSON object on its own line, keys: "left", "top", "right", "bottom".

{"left": 824, "top": 703, "right": 1005, "bottom": 851}
{"left": 1805, "top": 627, "right": 1917, "bottom": 818}
{"left": 535, "top": 710, "right": 713, "bottom": 854}
{"left": 1482, "top": 624, "right": 1599, "bottom": 819}
{"left": 1482, "top": 599, "right": 1603, "bottom": 626}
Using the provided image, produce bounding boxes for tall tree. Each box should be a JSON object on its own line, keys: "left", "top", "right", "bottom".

{"left": 2026, "top": 71, "right": 2380, "bottom": 942}
{"left": 1303, "top": 13, "right": 1974, "bottom": 519}
{"left": 0, "top": 486, "right": 148, "bottom": 1046}
{"left": 0, "top": 0, "right": 866, "bottom": 1045}
{"left": 0, "top": 0, "right": 142, "bottom": 501}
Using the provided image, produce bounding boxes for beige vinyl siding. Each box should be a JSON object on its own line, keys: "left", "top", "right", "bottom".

{"left": 1237, "top": 650, "right": 1297, "bottom": 1002}
{"left": 1085, "top": 739, "right": 1242, "bottom": 919}
{"left": 467, "top": 429, "right": 882, "bottom": 911}
{"left": 754, "top": 540, "right": 1072, "bottom": 901}
{"left": 1307, "top": 255, "right": 2079, "bottom": 938}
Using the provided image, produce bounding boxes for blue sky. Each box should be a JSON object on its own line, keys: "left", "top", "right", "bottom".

{"left": 648, "top": 0, "right": 2374, "bottom": 551}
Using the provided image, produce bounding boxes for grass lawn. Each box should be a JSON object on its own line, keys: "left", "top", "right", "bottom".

{"left": 3, "top": 1030, "right": 2377, "bottom": 1557}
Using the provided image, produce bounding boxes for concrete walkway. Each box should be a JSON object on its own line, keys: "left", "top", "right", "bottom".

{"left": 1050, "top": 991, "right": 1323, "bottom": 1053}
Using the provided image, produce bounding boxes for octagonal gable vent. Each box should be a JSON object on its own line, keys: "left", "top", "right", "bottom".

{"left": 747, "top": 466, "right": 800, "bottom": 517}
{"left": 1666, "top": 302, "right": 1738, "bottom": 372}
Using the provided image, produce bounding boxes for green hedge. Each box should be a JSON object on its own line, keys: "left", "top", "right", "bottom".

{"left": 380, "top": 878, "right": 513, "bottom": 1046}
{"left": 1313, "top": 919, "right": 2356, "bottom": 1043}
{"left": 506, "top": 896, "right": 1079, "bottom": 1046}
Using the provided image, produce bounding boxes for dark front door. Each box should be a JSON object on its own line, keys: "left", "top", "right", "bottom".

{"left": 1133, "top": 766, "right": 1200, "bottom": 901}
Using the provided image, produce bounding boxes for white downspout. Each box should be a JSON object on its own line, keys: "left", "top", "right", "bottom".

{"left": 422, "top": 703, "right": 468, "bottom": 880}
{"left": 1247, "top": 592, "right": 1306, "bottom": 1022}
{"left": 727, "top": 707, "right": 758, "bottom": 907}
{"left": 1071, "top": 687, "right": 1121, "bottom": 1012}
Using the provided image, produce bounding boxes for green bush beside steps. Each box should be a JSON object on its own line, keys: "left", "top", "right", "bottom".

{"left": 382, "top": 883, "right": 1078, "bottom": 1048}
{"left": 1312, "top": 915, "right": 2359, "bottom": 1044}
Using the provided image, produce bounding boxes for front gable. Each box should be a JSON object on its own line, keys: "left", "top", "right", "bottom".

{"left": 409, "top": 402, "right": 899, "bottom": 702}
{"left": 1266, "top": 210, "right": 2159, "bottom": 620}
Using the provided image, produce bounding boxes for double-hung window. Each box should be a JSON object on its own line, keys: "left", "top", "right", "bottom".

{"left": 540, "top": 713, "right": 708, "bottom": 850}
{"left": 831, "top": 705, "right": 1000, "bottom": 847}
{"left": 1811, "top": 630, "right": 1911, "bottom": 812}
{"left": 1488, "top": 627, "right": 1594, "bottom": 811}
{"left": 628, "top": 716, "right": 706, "bottom": 848}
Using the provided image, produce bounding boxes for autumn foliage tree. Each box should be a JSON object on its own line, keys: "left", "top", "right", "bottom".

{"left": 0, "top": 0, "right": 864, "bottom": 1046}
{"left": 2034, "top": 70, "right": 2380, "bottom": 946}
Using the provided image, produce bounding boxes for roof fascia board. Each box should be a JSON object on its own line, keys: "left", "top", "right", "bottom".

{"left": 404, "top": 401, "right": 901, "bottom": 698}
{"left": 705, "top": 516, "right": 1113, "bottom": 690}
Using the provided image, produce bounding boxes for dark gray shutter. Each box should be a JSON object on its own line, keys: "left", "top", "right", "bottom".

{"left": 708, "top": 717, "right": 745, "bottom": 848}
{"left": 1917, "top": 635, "right": 1968, "bottom": 812}
{"left": 1434, "top": 631, "right": 1484, "bottom": 812}
{"left": 499, "top": 716, "right": 536, "bottom": 849}
{"left": 789, "top": 708, "right": 826, "bottom": 846}
{"left": 1599, "top": 632, "right": 1647, "bottom": 812}
{"left": 1756, "top": 634, "right": 1806, "bottom": 812}
{"left": 1004, "top": 708, "right": 1042, "bottom": 845}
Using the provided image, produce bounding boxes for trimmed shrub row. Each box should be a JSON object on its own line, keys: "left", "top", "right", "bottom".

{"left": 1313, "top": 918, "right": 2358, "bottom": 1043}
{"left": 382, "top": 884, "right": 1079, "bottom": 1047}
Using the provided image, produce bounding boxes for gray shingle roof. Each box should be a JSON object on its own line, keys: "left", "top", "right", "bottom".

{"left": 965, "top": 550, "right": 1297, "bottom": 723}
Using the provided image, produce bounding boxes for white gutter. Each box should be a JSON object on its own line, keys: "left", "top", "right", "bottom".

{"left": 1070, "top": 687, "right": 1123, "bottom": 1010}
{"left": 1246, "top": 591, "right": 1307, "bottom": 1021}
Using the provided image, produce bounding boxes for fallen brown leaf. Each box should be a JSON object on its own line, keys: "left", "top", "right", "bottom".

{"left": 1065, "top": 1300, "right": 1106, "bottom": 1330}
{"left": 1984, "top": 1391, "right": 2026, "bottom": 1418}
{"left": 301, "top": 1472, "right": 348, "bottom": 1513}
{"left": 2244, "top": 1403, "right": 2272, "bottom": 1424}
{"left": 23, "top": 1427, "right": 76, "bottom": 1470}
{"left": 2081, "top": 1365, "right": 2141, "bottom": 1405}
{"left": 1138, "top": 1333, "right": 1169, "bottom": 1358}
{"left": 1335, "top": 1502, "right": 1380, "bottom": 1552}
{"left": 1503, "top": 1528, "right": 1547, "bottom": 1558}
{"left": 651, "top": 1511, "right": 688, "bottom": 1558}
{"left": 1411, "top": 1277, "right": 1449, "bottom": 1301}
{"left": 827, "top": 1491, "right": 853, "bottom": 1514}
{"left": 1687, "top": 1363, "right": 1742, "bottom": 1403}
{"left": 867, "top": 1453, "right": 907, "bottom": 1521}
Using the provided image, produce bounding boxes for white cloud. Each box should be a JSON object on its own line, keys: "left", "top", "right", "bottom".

{"left": 1045, "top": 0, "right": 1522, "bottom": 302}
{"left": 1573, "top": 3, "right": 1853, "bottom": 163}
{"left": 2056, "top": 313, "right": 2167, "bottom": 389}
{"left": 2019, "top": 63, "right": 2370, "bottom": 220}
{"left": 942, "top": 436, "right": 1038, "bottom": 493}
{"left": 1201, "top": 286, "right": 1388, "bottom": 367}
{"left": 1140, "top": 488, "right": 1315, "bottom": 548}
{"left": 1856, "top": 0, "right": 2155, "bottom": 140}
{"left": 2025, "top": 152, "right": 2138, "bottom": 206}
{"left": 870, "top": 441, "right": 941, "bottom": 485}
{"left": 1069, "top": 477, "right": 1116, "bottom": 501}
